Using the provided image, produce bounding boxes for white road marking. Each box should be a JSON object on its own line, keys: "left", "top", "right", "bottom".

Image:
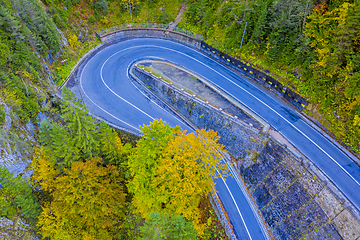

{"left": 79, "top": 53, "right": 140, "bottom": 132}
{"left": 222, "top": 158, "right": 271, "bottom": 240}
{"left": 80, "top": 43, "right": 261, "bottom": 239}
{"left": 216, "top": 168, "right": 253, "bottom": 240}
{"left": 100, "top": 51, "right": 155, "bottom": 121}
{"left": 78, "top": 40, "right": 359, "bottom": 236}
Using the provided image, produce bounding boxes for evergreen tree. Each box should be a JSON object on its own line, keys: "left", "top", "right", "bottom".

{"left": 61, "top": 88, "right": 99, "bottom": 161}
{"left": 98, "top": 121, "right": 132, "bottom": 172}
{"left": 0, "top": 166, "right": 41, "bottom": 225}
{"left": 39, "top": 89, "right": 100, "bottom": 168}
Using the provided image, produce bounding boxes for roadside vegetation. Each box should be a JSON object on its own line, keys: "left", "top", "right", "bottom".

{"left": 1, "top": 0, "right": 359, "bottom": 238}
{"left": 12, "top": 89, "right": 226, "bottom": 239}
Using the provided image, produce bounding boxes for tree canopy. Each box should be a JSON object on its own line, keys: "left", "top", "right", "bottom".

{"left": 128, "top": 119, "right": 227, "bottom": 234}
{"left": 33, "top": 157, "right": 126, "bottom": 240}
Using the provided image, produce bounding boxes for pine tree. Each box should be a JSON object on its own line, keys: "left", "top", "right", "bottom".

{"left": 0, "top": 166, "right": 41, "bottom": 225}
{"left": 98, "top": 121, "right": 132, "bottom": 172}
{"left": 61, "top": 88, "right": 99, "bottom": 161}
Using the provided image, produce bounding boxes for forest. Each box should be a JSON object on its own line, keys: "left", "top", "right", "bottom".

{"left": 0, "top": 0, "right": 359, "bottom": 238}
{"left": 180, "top": 0, "right": 360, "bottom": 153}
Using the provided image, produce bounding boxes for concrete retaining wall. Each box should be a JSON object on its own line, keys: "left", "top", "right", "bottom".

{"left": 131, "top": 66, "right": 360, "bottom": 240}
{"left": 101, "top": 28, "right": 202, "bottom": 50}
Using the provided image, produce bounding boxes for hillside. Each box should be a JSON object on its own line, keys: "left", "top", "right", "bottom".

{"left": 179, "top": 0, "right": 360, "bottom": 154}
{"left": 0, "top": 0, "right": 359, "bottom": 239}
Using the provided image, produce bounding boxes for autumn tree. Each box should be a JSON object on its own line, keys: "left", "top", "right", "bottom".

{"left": 33, "top": 157, "right": 126, "bottom": 240}
{"left": 304, "top": 2, "right": 360, "bottom": 151}
{"left": 156, "top": 128, "right": 226, "bottom": 232}
{"left": 33, "top": 90, "right": 133, "bottom": 239}
{"left": 128, "top": 119, "right": 178, "bottom": 218}
{"left": 128, "top": 119, "right": 226, "bottom": 234}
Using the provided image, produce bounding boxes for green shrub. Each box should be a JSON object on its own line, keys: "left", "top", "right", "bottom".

{"left": 74, "top": 10, "right": 80, "bottom": 18}
{"left": 53, "top": 13, "right": 66, "bottom": 29}
{"left": 88, "top": 15, "right": 96, "bottom": 24}
{"left": 0, "top": 107, "right": 5, "bottom": 125}
{"left": 159, "top": 9, "right": 170, "bottom": 24}
{"left": 0, "top": 166, "right": 41, "bottom": 224}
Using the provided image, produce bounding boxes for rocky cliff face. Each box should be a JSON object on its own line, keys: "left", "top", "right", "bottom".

{"left": 242, "top": 139, "right": 360, "bottom": 239}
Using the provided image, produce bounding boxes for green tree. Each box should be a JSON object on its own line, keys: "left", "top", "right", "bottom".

{"left": 128, "top": 119, "right": 226, "bottom": 234}
{"left": 0, "top": 36, "right": 10, "bottom": 68}
{"left": 128, "top": 119, "right": 179, "bottom": 219}
{"left": 39, "top": 88, "right": 100, "bottom": 168}
{"left": 0, "top": 166, "right": 41, "bottom": 225}
{"left": 61, "top": 88, "right": 99, "bottom": 160}
{"left": 98, "top": 121, "right": 132, "bottom": 172}
{"left": 0, "top": 107, "right": 5, "bottom": 125}
{"left": 137, "top": 212, "right": 198, "bottom": 240}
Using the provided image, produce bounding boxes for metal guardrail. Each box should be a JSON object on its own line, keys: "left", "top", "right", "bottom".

{"left": 98, "top": 23, "right": 203, "bottom": 41}
{"left": 199, "top": 42, "right": 308, "bottom": 111}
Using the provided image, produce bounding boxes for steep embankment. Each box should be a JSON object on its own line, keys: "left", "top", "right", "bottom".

{"left": 0, "top": 0, "right": 61, "bottom": 173}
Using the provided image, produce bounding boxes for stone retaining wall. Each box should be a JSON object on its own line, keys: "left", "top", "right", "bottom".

{"left": 242, "top": 139, "right": 360, "bottom": 240}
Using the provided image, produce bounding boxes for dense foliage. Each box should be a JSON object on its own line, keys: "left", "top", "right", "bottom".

{"left": 0, "top": 0, "right": 60, "bottom": 125}
{"left": 27, "top": 89, "right": 226, "bottom": 239}
{"left": 128, "top": 119, "right": 227, "bottom": 234}
{"left": 137, "top": 212, "right": 198, "bottom": 240}
{"left": 0, "top": 166, "right": 41, "bottom": 225}
{"left": 181, "top": 0, "right": 360, "bottom": 152}
{"left": 3, "top": 0, "right": 359, "bottom": 238}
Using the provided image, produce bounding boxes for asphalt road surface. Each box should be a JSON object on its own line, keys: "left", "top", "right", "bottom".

{"left": 72, "top": 38, "right": 360, "bottom": 239}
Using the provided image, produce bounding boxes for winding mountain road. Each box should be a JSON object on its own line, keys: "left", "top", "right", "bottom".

{"left": 68, "top": 38, "right": 360, "bottom": 239}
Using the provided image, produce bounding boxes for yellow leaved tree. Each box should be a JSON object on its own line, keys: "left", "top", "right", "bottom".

{"left": 32, "top": 157, "right": 126, "bottom": 240}
{"left": 128, "top": 119, "right": 227, "bottom": 235}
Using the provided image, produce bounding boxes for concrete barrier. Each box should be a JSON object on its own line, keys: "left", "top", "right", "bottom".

{"left": 198, "top": 42, "right": 308, "bottom": 111}
{"left": 100, "top": 28, "right": 202, "bottom": 50}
